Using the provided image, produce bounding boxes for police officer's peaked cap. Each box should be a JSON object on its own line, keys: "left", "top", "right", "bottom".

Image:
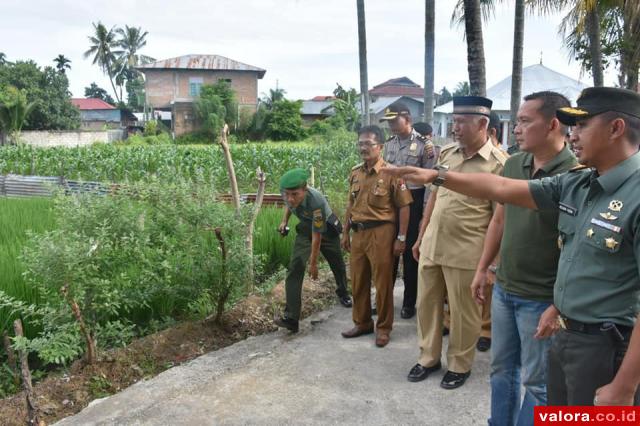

{"left": 556, "top": 87, "right": 640, "bottom": 126}
{"left": 379, "top": 102, "right": 411, "bottom": 121}
{"left": 453, "top": 96, "right": 493, "bottom": 117}
{"left": 280, "top": 168, "right": 309, "bottom": 190}
{"left": 413, "top": 122, "right": 433, "bottom": 137}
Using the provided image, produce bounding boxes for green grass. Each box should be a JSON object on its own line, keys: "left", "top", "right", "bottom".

{"left": 0, "top": 199, "right": 298, "bottom": 336}
{"left": 0, "top": 197, "right": 56, "bottom": 298}
{"left": 0, "top": 197, "right": 56, "bottom": 333}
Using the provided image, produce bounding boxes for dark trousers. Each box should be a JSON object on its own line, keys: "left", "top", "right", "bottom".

{"left": 284, "top": 223, "right": 348, "bottom": 320}
{"left": 547, "top": 327, "right": 640, "bottom": 405}
{"left": 393, "top": 188, "right": 425, "bottom": 309}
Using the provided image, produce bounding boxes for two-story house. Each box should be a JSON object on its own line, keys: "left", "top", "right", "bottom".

{"left": 137, "top": 54, "right": 266, "bottom": 136}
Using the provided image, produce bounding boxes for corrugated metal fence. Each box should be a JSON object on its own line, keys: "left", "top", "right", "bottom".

{"left": 0, "top": 175, "right": 112, "bottom": 197}
{"left": 0, "top": 174, "right": 283, "bottom": 205}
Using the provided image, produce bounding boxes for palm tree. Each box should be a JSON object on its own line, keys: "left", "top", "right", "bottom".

{"left": 116, "top": 25, "right": 155, "bottom": 68}
{"left": 0, "top": 52, "right": 8, "bottom": 66}
{"left": 0, "top": 86, "right": 36, "bottom": 145}
{"left": 559, "top": 1, "right": 606, "bottom": 86}
{"left": 357, "top": 0, "right": 370, "bottom": 126}
{"left": 424, "top": 0, "right": 436, "bottom": 124}
{"left": 83, "top": 22, "right": 122, "bottom": 103}
{"left": 53, "top": 54, "right": 71, "bottom": 74}
{"left": 261, "top": 88, "right": 286, "bottom": 110}
{"left": 462, "top": 0, "right": 487, "bottom": 96}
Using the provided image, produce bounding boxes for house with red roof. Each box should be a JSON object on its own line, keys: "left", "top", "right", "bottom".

{"left": 71, "top": 98, "right": 137, "bottom": 130}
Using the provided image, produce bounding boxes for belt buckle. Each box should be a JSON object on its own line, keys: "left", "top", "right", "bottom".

{"left": 356, "top": 223, "right": 365, "bottom": 231}
{"left": 558, "top": 316, "right": 568, "bottom": 330}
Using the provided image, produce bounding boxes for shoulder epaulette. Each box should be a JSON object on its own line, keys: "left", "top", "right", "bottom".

{"left": 569, "top": 164, "right": 589, "bottom": 173}
{"left": 385, "top": 135, "right": 396, "bottom": 143}
{"left": 440, "top": 142, "right": 458, "bottom": 153}
{"left": 351, "top": 162, "right": 364, "bottom": 171}
{"left": 491, "top": 146, "right": 509, "bottom": 165}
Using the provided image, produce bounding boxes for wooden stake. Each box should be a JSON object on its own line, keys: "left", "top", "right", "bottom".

{"left": 2, "top": 330, "right": 20, "bottom": 385}
{"left": 218, "top": 124, "right": 241, "bottom": 215}
{"left": 214, "top": 227, "right": 228, "bottom": 324}
{"left": 60, "top": 283, "right": 97, "bottom": 364}
{"left": 13, "top": 319, "right": 42, "bottom": 425}
{"left": 245, "top": 167, "right": 267, "bottom": 291}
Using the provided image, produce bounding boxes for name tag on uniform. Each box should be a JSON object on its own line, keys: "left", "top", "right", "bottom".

{"left": 559, "top": 202, "right": 577, "bottom": 216}
{"left": 591, "top": 217, "right": 622, "bottom": 233}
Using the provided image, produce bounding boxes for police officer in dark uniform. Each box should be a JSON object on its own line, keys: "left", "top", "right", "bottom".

{"left": 380, "top": 103, "right": 439, "bottom": 319}
{"left": 275, "top": 168, "right": 351, "bottom": 333}
{"left": 382, "top": 87, "right": 640, "bottom": 405}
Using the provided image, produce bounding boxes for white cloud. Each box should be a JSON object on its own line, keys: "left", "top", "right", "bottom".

{"left": 0, "top": 0, "right": 617, "bottom": 103}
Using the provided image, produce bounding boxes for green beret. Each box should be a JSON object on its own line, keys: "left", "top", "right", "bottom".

{"left": 280, "top": 168, "right": 309, "bottom": 190}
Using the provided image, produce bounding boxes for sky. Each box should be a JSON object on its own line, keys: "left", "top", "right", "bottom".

{"left": 0, "top": 1, "right": 619, "bottom": 101}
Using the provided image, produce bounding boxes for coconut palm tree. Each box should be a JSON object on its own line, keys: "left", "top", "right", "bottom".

{"left": 84, "top": 22, "right": 122, "bottom": 103}
{"left": 461, "top": 0, "right": 487, "bottom": 96}
{"left": 0, "top": 86, "right": 36, "bottom": 144}
{"left": 116, "top": 25, "right": 155, "bottom": 68}
{"left": 424, "top": 0, "right": 435, "bottom": 124}
{"left": 53, "top": 54, "right": 71, "bottom": 74}
{"left": 357, "top": 0, "right": 370, "bottom": 126}
{"left": 559, "top": 1, "right": 607, "bottom": 86}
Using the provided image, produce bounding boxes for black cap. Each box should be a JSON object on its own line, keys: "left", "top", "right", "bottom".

{"left": 556, "top": 87, "right": 640, "bottom": 126}
{"left": 453, "top": 96, "right": 493, "bottom": 117}
{"left": 413, "top": 122, "right": 433, "bottom": 137}
{"left": 379, "top": 102, "right": 411, "bottom": 121}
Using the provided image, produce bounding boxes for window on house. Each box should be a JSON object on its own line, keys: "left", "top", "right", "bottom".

{"left": 189, "top": 77, "right": 204, "bottom": 97}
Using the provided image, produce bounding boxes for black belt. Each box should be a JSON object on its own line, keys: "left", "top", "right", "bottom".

{"left": 350, "top": 220, "right": 390, "bottom": 232}
{"left": 559, "top": 316, "right": 633, "bottom": 340}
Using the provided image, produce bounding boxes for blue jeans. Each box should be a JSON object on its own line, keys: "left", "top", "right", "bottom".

{"left": 489, "top": 283, "right": 551, "bottom": 426}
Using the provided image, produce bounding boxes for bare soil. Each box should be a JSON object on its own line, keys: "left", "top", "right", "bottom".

{"left": 0, "top": 274, "right": 336, "bottom": 425}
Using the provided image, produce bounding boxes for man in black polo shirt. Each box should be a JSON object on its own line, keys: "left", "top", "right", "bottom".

{"left": 469, "top": 92, "right": 577, "bottom": 424}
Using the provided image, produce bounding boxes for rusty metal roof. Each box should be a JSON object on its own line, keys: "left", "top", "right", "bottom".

{"left": 137, "top": 54, "right": 266, "bottom": 78}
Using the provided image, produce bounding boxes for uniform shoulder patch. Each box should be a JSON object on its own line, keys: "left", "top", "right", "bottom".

{"left": 440, "top": 142, "right": 458, "bottom": 153}
{"left": 491, "top": 147, "right": 509, "bottom": 165}
{"left": 569, "top": 164, "right": 589, "bottom": 173}
{"left": 312, "top": 208, "right": 324, "bottom": 228}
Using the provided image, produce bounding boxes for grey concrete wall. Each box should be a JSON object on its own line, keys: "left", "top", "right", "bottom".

{"left": 19, "top": 130, "right": 124, "bottom": 147}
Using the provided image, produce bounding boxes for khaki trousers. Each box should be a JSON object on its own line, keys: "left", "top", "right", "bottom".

{"left": 443, "top": 279, "right": 492, "bottom": 338}
{"left": 350, "top": 223, "right": 395, "bottom": 332}
{"left": 417, "top": 257, "right": 481, "bottom": 373}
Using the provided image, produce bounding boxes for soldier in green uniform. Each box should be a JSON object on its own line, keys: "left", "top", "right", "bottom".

{"left": 382, "top": 87, "right": 640, "bottom": 406}
{"left": 275, "top": 168, "right": 351, "bottom": 333}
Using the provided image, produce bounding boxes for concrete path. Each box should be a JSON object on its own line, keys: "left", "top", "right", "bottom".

{"left": 56, "top": 282, "right": 490, "bottom": 425}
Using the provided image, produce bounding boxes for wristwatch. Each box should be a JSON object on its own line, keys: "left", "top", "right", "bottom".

{"left": 396, "top": 234, "right": 406, "bottom": 242}
{"left": 433, "top": 164, "right": 449, "bottom": 187}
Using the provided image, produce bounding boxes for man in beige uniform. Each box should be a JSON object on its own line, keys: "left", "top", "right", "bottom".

{"left": 408, "top": 96, "right": 507, "bottom": 389}
{"left": 341, "top": 125, "right": 412, "bottom": 347}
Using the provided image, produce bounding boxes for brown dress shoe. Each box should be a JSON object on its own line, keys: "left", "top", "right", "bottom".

{"left": 341, "top": 325, "right": 374, "bottom": 338}
{"left": 375, "top": 331, "right": 390, "bottom": 347}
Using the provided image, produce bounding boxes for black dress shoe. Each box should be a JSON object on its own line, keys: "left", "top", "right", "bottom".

{"left": 407, "top": 362, "right": 441, "bottom": 382}
{"left": 339, "top": 295, "right": 353, "bottom": 308}
{"left": 442, "top": 327, "right": 450, "bottom": 336}
{"left": 476, "top": 337, "right": 491, "bottom": 352}
{"left": 274, "top": 316, "right": 299, "bottom": 333}
{"left": 440, "top": 370, "right": 471, "bottom": 389}
{"left": 400, "top": 307, "right": 416, "bottom": 319}
{"left": 371, "top": 306, "right": 377, "bottom": 316}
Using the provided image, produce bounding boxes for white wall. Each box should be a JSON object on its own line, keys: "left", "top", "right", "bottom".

{"left": 19, "top": 130, "right": 124, "bottom": 147}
